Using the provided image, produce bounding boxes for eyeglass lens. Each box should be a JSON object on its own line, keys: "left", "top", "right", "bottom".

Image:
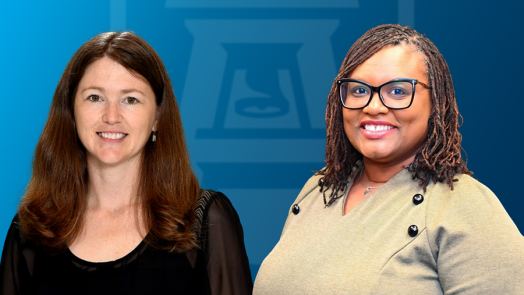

{"left": 340, "top": 81, "right": 414, "bottom": 109}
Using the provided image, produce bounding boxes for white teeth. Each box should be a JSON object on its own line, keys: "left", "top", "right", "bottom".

{"left": 98, "top": 132, "right": 126, "bottom": 139}
{"left": 363, "top": 125, "right": 394, "bottom": 131}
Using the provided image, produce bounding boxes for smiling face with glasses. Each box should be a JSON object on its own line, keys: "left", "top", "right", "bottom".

{"left": 342, "top": 45, "right": 432, "bottom": 166}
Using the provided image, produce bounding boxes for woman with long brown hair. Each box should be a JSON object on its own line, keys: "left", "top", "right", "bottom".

{"left": 0, "top": 32, "right": 252, "bottom": 294}
{"left": 254, "top": 24, "right": 524, "bottom": 294}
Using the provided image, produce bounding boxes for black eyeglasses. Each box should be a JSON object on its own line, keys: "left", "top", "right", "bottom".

{"left": 337, "top": 78, "right": 430, "bottom": 110}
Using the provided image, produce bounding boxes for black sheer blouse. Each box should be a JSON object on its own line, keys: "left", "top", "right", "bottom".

{"left": 0, "top": 192, "right": 252, "bottom": 295}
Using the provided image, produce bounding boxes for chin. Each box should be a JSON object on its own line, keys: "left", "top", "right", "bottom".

{"left": 88, "top": 151, "right": 127, "bottom": 165}
{"left": 361, "top": 151, "right": 398, "bottom": 164}
{"left": 363, "top": 156, "right": 391, "bottom": 163}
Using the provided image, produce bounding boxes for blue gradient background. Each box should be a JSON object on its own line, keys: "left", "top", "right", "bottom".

{"left": 1, "top": 0, "right": 523, "bottom": 279}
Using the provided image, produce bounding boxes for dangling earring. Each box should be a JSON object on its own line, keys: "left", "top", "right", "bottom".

{"left": 152, "top": 131, "right": 157, "bottom": 142}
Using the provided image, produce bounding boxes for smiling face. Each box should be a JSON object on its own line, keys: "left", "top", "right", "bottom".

{"left": 343, "top": 45, "right": 431, "bottom": 166}
{"left": 74, "top": 57, "right": 158, "bottom": 168}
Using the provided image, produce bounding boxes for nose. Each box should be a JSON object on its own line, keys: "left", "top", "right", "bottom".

{"left": 102, "top": 101, "right": 122, "bottom": 124}
{"left": 363, "top": 91, "right": 388, "bottom": 115}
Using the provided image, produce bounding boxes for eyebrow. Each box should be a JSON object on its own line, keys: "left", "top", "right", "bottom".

{"left": 80, "top": 86, "right": 146, "bottom": 96}
{"left": 121, "top": 88, "right": 146, "bottom": 96}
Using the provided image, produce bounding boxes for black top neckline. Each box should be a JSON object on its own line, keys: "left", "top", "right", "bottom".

{"left": 66, "top": 238, "right": 148, "bottom": 269}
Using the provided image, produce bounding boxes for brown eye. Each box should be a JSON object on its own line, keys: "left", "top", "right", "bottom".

{"left": 125, "top": 97, "right": 139, "bottom": 104}
{"left": 87, "top": 95, "right": 101, "bottom": 102}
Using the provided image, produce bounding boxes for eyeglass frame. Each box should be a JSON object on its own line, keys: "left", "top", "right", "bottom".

{"left": 336, "top": 78, "right": 431, "bottom": 110}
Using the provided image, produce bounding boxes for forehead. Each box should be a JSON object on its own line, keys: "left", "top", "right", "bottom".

{"left": 348, "top": 45, "right": 427, "bottom": 84}
{"left": 80, "top": 57, "right": 150, "bottom": 87}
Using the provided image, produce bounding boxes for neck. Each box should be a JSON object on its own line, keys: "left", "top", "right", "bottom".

{"left": 86, "top": 156, "right": 142, "bottom": 212}
{"left": 362, "top": 154, "right": 415, "bottom": 185}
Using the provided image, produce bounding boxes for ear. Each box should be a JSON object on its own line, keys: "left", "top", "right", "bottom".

{"left": 152, "top": 110, "right": 159, "bottom": 132}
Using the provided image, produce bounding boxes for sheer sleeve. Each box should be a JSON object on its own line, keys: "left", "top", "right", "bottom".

{"left": 1, "top": 216, "right": 35, "bottom": 295}
{"left": 203, "top": 192, "right": 253, "bottom": 295}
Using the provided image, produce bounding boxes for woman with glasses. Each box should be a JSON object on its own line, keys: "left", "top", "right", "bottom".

{"left": 0, "top": 32, "right": 252, "bottom": 294}
{"left": 254, "top": 24, "right": 524, "bottom": 294}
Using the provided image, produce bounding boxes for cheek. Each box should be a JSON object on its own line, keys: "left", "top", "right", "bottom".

{"left": 131, "top": 113, "right": 156, "bottom": 135}
{"left": 74, "top": 101, "right": 87, "bottom": 127}
{"left": 74, "top": 109, "right": 98, "bottom": 144}
{"left": 406, "top": 94, "right": 431, "bottom": 129}
{"left": 342, "top": 110, "right": 358, "bottom": 138}
{"left": 398, "top": 108, "right": 431, "bottom": 143}
{"left": 74, "top": 112, "right": 91, "bottom": 133}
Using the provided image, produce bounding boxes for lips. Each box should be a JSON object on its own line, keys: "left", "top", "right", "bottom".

{"left": 97, "top": 132, "right": 128, "bottom": 140}
{"left": 360, "top": 120, "right": 396, "bottom": 139}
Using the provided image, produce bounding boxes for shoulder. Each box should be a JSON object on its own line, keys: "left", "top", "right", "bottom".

{"left": 291, "top": 173, "right": 324, "bottom": 206}
{"left": 197, "top": 190, "right": 243, "bottom": 236}
{"left": 200, "top": 190, "right": 237, "bottom": 219}
{"left": 4, "top": 215, "right": 24, "bottom": 246}
{"left": 424, "top": 173, "right": 523, "bottom": 259}
{"left": 425, "top": 173, "right": 508, "bottom": 221}
{"left": 1, "top": 214, "right": 37, "bottom": 271}
{"left": 423, "top": 176, "right": 524, "bottom": 293}
{"left": 431, "top": 173, "right": 495, "bottom": 199}
{"left": 291, "top": 164, "right": 363, "bottom": 208}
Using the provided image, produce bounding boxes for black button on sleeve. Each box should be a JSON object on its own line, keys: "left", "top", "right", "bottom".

{"left": 412, "top": 194, "right": 424, "bottom": 205}
{"left": 408, "top": 225, "right": 418, "bottom": 237}
{"left": 292, "top": 204, "right": 300, "bottom": 215}
{"left": 318, "top": 177, "right": 324, "bottom": 192}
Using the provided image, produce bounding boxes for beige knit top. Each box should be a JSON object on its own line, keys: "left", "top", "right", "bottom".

{"left": 253, "top": 165, "right": 524, "bottom": 294}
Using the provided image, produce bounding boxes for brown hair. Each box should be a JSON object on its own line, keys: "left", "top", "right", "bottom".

{"left": 319, "top": 24, "right": 472, "bottom": 206}
{"left": 18, "top": 32, "right": 200, "bottom": 252}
